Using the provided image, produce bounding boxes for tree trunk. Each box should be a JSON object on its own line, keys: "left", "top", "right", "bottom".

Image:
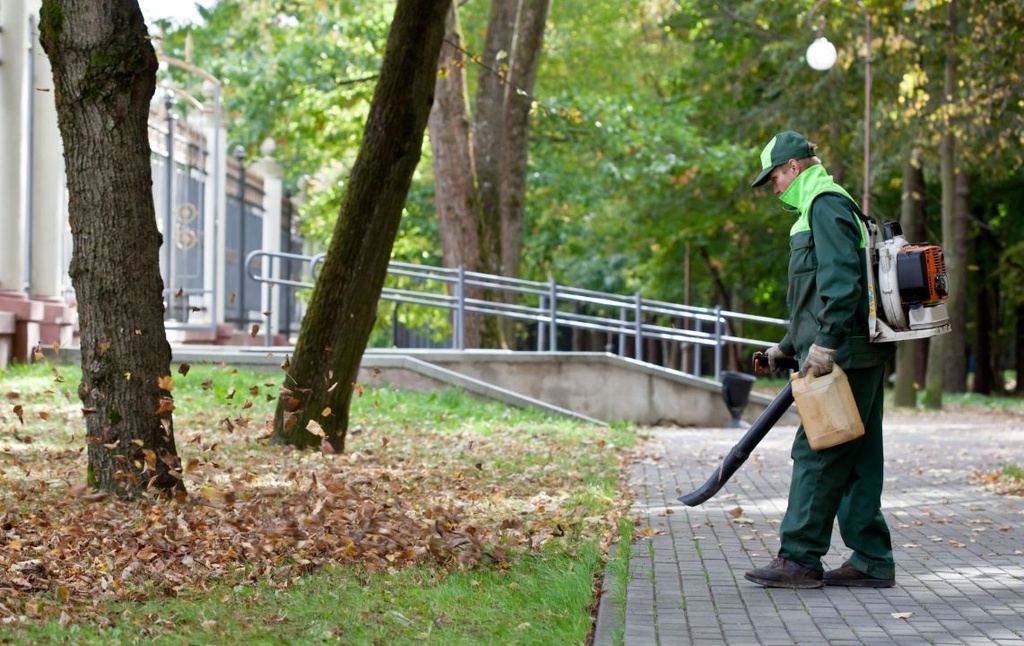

{"left": 474, "top": 0, "right": 515, "bottom": 281}
{"left": 498, "top": 0, "right": 551, "bottom": 346}
{"left": 468, "top": 0, "right": 517, "bottom": 348}
{"left": 40, "top": 0, "right": 182, "bottom": 496}
{"left": 271, "top": 0, "right": 450, "bottom": 451}
{"left": 429, "top": 0, "right": 550, "bottom": 349}
{"left": 428, "top": 4, "right": 483, "bottom": 348}
{"left": 972, "top": 203, "right": 1005, "bottom": 395}
{"left": 943, "top": 171, "right": 970, "bottom": 392}
{"left": 893, "top": 148, "right": 926, "bottom": 407}
{"left": 924, "top": 0, "right": 958, "bottom": 410}
{"left": 972, "top": 268, "right": 997, "bottom": 394}
{"left": 1016, "top": 304, "right": 1024, "bottom": 395}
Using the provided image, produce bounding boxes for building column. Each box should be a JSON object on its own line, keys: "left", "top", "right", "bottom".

{"left": 202, "top": 102, "right": 228, "bottom": 328}
{"left": 249, "top": 138, "right": 284, "bottom": 341}
{"left": 0, "top": 1, "right": 38, "bottom": 365}
{"left": 30, "top": 25, "right": 75, "bottom": 349}
{"left": 0, "top": 0, "right": 30, "bottom": 295}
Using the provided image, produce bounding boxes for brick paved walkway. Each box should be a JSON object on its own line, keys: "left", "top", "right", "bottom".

{"left": 593, "top": 409, "right": 1024, "bottom": 645}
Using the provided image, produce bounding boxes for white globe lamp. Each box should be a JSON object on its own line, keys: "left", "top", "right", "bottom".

{"left": 806, "top": 37, "right": 838, "bottom": 71}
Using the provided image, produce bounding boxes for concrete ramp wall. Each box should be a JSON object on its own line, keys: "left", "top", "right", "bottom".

{"left": 359, "top": 350, "right": 798, "bottom": 427}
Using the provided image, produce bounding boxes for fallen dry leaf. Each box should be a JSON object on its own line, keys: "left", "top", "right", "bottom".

{"left": 306, "top": 420, "right": 326, "bottom": 438}
{"left": 0, "top": 369, "right": 641, "bottom": 636}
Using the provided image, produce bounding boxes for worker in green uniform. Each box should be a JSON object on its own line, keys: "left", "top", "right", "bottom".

{"left": 745, "top": 131, "right": 897, "bottom": 589}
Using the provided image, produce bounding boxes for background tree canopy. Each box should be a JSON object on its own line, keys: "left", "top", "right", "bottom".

{"left": 158, "top": 0, "right": 1024, "bottom": 392}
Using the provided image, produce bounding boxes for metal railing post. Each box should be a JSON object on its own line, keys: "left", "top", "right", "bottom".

{"left": 234, "top": 146, "right": 246, "bottom": 329}
{"left": 455, "top": 265, "right": 466, "bottom": 349}
{"left": 634, "top": 292, "right": 643, "bottom": 361}
{"left": 537, "top": 296, "right": 546, "bottom": 351}
{"left": 694, "top": 319, "right": 703, "bottom": 377}
{"left": 548, "top": 279, "right": 558, "bottom": 351}
{"left": 262, "top": 257, "right": 272, "bottom": 348}
{"left": 713, "top": 305, "right": 723, "bottom": 380}
{"left": 619, "top": 308, "right": 627, "bottom": 356}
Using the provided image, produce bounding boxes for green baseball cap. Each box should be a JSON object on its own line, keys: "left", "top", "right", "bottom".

{"left": 751, "top": 130, "right": 815, "bottom": 187}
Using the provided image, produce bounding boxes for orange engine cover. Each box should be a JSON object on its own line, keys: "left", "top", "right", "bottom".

{"left": 896, "top": 245, "right": 948, "bottom": 306}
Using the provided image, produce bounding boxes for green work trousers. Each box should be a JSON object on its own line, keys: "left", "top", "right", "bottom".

{"left": 778, "top": 363, "right": 895, "bottom": 579}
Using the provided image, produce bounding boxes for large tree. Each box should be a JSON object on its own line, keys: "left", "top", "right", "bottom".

{"left": 271, "top": 0, "right": 451, "bottom": 450}
{"left": 40, "top": 0, "right": 183, "bottom": 495}
{"left": 924, "top": 0, "right": 962, "bottom": 409}
{"left": 892, "top": 147, "right": 927, "bottom": 407}
{"left": 428, "top": 0, "right": 551, "bottom": 348}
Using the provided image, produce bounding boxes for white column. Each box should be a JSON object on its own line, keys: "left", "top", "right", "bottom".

{"left": 30, "top": 34, "right": 66, "bottom": 300}
{"left": 0, "top": 0, "right": 29, "bottom": 294}
{"left": 199, "top": 88, "right": 227, "bottom": 327}
{"left": 249, "top": 138, "right": 284, "bottom": 337}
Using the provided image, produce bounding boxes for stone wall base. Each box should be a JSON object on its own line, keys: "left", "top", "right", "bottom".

{"left": 0, "top": 291, "right": 76, "bottom": 368}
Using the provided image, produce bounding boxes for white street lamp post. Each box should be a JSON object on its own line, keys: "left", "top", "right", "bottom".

{"left": 806, "top": 0, "right": 873, "bottom": 216}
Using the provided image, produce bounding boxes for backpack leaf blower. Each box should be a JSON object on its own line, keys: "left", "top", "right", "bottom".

{"left": 864, "top": 220, "right": 951, "bottom": 342}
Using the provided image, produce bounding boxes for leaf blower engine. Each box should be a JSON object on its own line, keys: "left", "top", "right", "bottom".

{"left": 865, "top": 220, "right": 951, "bottom": 342}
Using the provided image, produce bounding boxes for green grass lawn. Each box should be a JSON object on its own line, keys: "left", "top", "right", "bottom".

{"left": 0, "top": 361, "right": 638, "bottom": 645}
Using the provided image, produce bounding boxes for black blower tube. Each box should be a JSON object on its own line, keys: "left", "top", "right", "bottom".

{"left": 677, "top": 382, "right": 795, "bottom": 507}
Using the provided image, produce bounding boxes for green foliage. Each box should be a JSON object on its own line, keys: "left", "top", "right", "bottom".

{"left": 154, "top": 0, "right": 1024, "bottom": 374}
{"left": 527, "top": 95, "right": 744, "bottom": 292}
{"left": 38, "top": 0, "right": 64, "bottom": 40}
{"left": 522, "top": 0, "right": 792, "bottom": 317}
{"left": 160, "top": 1, "right": 391, "bottom": 240}
{"left": 1001, "top": 463, "right": 1024, "bottom": 480}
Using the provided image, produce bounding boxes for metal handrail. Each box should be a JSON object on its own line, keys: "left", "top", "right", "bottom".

{"left": 244, "top": 250, "right": 789, "bottom": 379}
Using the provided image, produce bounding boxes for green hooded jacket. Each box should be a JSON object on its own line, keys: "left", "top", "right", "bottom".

{"left": 777, "top": 164, "right": 893, "bottom": 369}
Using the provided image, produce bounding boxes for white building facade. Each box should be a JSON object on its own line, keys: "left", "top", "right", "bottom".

{"left": 0, "top": 1, "right": 300, "bottom": 367}
{"left": 0, "top": 0, "right": 72, "bottom": 365}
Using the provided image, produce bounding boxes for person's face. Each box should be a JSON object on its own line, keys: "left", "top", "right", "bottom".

{"left": 767, "top": 159, "right": 800, "bottom": 197}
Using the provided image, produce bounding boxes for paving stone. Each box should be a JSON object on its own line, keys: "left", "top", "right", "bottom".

{"left": 598, "top": 411, "right": 1024, "bottom": 645}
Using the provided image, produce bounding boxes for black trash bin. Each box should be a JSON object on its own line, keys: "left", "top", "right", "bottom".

{"left": 720, "top": 371, "right": 757, "bottom": 428}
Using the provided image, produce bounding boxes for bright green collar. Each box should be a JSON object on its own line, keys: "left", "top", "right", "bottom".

{"left": 779, "top": 164, "right": 853, "bottom": 215}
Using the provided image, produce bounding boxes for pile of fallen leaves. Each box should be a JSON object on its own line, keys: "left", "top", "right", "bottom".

{"left": 0, "top": 365, "right": 635, "bottom": 626}
{"left": 970, "top": 468, "right": 1024, "bottom": 497}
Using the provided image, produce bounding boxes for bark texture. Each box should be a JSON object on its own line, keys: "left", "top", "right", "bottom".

{"left": 893, "top": 148, "right": 926, "bottom": 407}
{"left": 943, "top": 171, "right": 970, "bottom": 392}
{"left": 473, "top": 0, "right": 516, "bottom": 281}
{"left": 272, "top": 0, "right": 450, "bottom": 451}
{"left": 1016, "top": 305, "right": 1024, "bottom": 395}
{"left": 924, "top": 0, "right": 958, "bottom": 409}
{"left": 40, "top": 0, "right": 182, "bottom": 495}
{"left": 429, "top": 5, "right": 483, "bottom": 348}
{"left": 428, "top": 0, "right": 551, "bottom": 349}
{"left": 499, "top": 0, "right": 550, "bottom": 283}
